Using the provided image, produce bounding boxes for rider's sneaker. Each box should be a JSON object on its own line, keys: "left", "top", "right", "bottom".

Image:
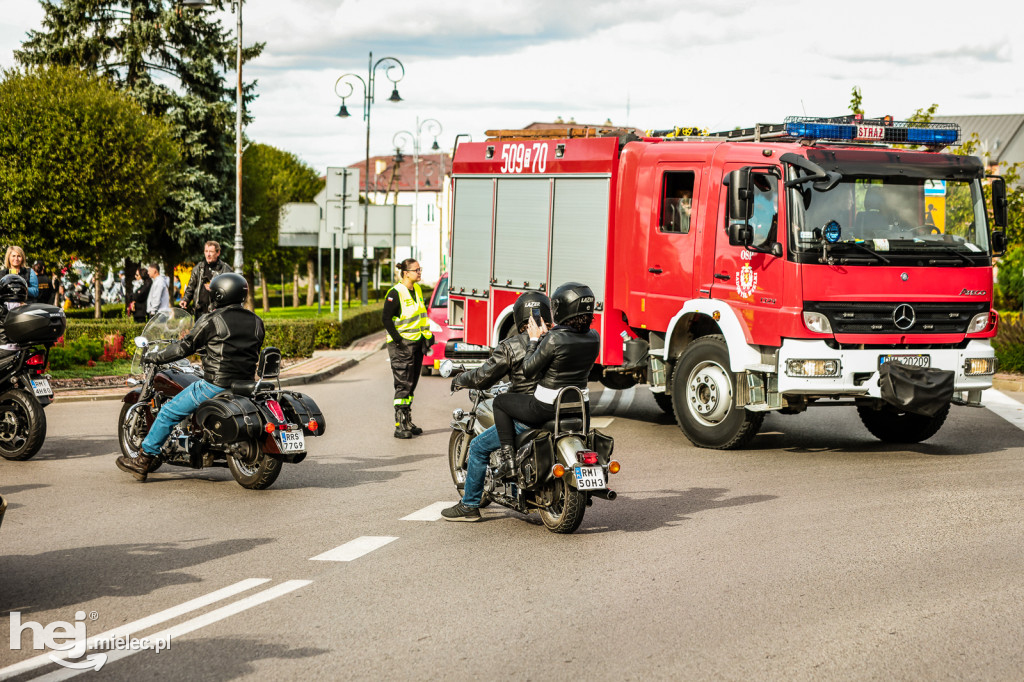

{"left": 441, "top": 502, "right": 481, "bottom": 522}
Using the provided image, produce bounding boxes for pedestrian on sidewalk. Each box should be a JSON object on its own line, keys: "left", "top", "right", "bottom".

{"left": 181, "top": 241, "right": 232, "bottom": 315}
{"left": 146, "top": 263, "right": 170, "bottom": 319}
{"left": 382, "top": 259, "right": 433, "bottom": 439}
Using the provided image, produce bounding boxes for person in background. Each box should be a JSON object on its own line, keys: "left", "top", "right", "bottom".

{"left": 172, "top": 275, "right": 182, "bottom": 305}
{"left": 381, "top": 258, "right": 433, "bottom": 439}
{"left": 146, "top": 263, "right": 170, "bottom": 319}
{"left": 3, "top": 246, "right": 38, "bottom": 302}
{"left": 129, "top": 268, "right": 151, "bottom": 323}
{"left": 180, "top": 241, "right": 232, "bottom": 315}
{"left": 32, "top": 261, "right": 59, "bottom": 306}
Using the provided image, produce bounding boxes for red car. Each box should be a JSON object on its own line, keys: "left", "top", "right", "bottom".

{"left": 422, "top": 273, "right": 487, "bottom": 375}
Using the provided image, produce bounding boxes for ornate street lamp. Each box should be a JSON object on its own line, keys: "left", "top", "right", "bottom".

{"left": 334, "top": 53, "right": 405, "bottom": 305}
{"left": 392, "top": 117, "right": 442, "bottom": 263}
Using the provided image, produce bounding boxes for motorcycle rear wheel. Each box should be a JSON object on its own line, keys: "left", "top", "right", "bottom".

{"left": 538, "top": 478, "right": 587, "bottom": 534}
{"left": 0, "top": 389, "right": 46, "bottom": 461}
{"left": 227, "top": 440, "right": 282, "bottom": 490}
{"left": 447, "top": 430, "right": 491, "bottom": 507}
{"left": 117, "top": 401, "right": 163, "bottom": 472}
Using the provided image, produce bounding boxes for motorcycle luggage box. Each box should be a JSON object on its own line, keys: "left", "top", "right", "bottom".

{"left": 279, "top": 391, "right": 326, "bottom": 436}
{"left": 195, "top": 393, "right": 262, "bottom": 443}
{"left": 515, "top": 431, "right": 555, "bottom": 490}
{"left": 1, "top": 304, "right": 66, "bottom": 345}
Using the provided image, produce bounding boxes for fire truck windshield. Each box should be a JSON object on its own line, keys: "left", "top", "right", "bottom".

{"left": 788, "top": 174, "right": 991, "bottom": 264}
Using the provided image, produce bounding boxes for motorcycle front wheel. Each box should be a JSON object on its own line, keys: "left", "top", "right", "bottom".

{"left": 0, "top": 389, "right": 46, "bottom": 461}
{"left": 117, "top": 401, "right": 162, "bottom": 472}
{"left": 447, "top": 430, "right": 491, "bottom": 507}
{"left": 538, "top": 478, "right": 587, "bottom": 534}
{"left": 227, "top": 440, "right": 282, "bottom": 490}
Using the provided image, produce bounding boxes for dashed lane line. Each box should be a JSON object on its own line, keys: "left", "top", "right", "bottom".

{"left": 29, "top": 580, "right": 313, "bottom": 682}
{"left": 309, "top": 536, "right": 398, "bottom": 562}
{"left": 401, "top": 502, "right": 452, "bottom": 521}
{"left": 983, "top": 389, "right": 1024, "bottom": 432}
{"left": 0, "top": 579, "right": 270, "bottom": 681}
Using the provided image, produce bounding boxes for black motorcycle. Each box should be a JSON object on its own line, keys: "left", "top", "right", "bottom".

{"left": 0, "top": 303, "right": 66, "bottom": 461}
{"left": 117, "top": 310, "right": 326, "bottom": 489}
{"left": 442, "top": 360, "right": 620, "bottom": 534}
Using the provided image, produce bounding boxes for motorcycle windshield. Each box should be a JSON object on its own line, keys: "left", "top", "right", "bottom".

{"left": 131, "top": 308, "right": 194, "bottom": 375}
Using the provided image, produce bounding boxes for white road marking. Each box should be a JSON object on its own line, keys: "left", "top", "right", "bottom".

{"left": 29, "top": 580, "right": 313, "bottom": 682}
{"left": 310, "top": 536, "right": 398, "bottom": 561}
{"left": 983, "top": 389, "right": 1024, "bottom": 431}
{"left": 590, "top": 417, "right": 615, "bottom": 428}
{"left": 592, "top": 388, "right": 612, "bottom": 411}
{"left": 401, "top": 502, "right": 452, "bottom": 521}
{"left": 0, "top": 578, "right": 270, "bottom": 681}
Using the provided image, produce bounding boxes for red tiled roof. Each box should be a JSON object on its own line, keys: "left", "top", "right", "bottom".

{"left": 347, "top": 153, "right": 451, "bottom": 192}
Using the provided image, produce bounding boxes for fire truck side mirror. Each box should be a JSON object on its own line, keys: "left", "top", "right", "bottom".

{"left": 727, "top": 223, "right": 753, "bottom": 248}
{"left": 727, "top": 168, "right": 754, "bottom": 222}
{"left": 989, "top": 175, "right": 1008, "bottom": 229}
{"left": 991, "top": 230, "right": 1006, "bottom": 256}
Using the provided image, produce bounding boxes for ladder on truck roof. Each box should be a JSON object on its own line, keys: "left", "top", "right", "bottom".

{"left": 484, "top": 126, "right": 640, "bottom": 141}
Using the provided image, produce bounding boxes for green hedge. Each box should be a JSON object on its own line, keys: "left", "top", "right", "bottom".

{"left": 63, "top": 304, "right": 128, "bottom": 319}
{"left": 61, "top": 302, "right": 385, "bottom": 358}
{"left": 994, "top": 312, "right": 1024, "bottom": 374}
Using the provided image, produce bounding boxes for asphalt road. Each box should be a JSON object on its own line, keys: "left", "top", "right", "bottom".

{"left": 2, "top": 351, "right": 1024, "bottom": 681}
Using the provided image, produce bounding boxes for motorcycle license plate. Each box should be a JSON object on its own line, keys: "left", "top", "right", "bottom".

{"left": 878, "top": 354, "right": 931, "bottom": 369}
{"left": 280, "top": 430, "right": 306, "bottom": 453}
{"left": 573, "top": 466, "right": 606, "bottom": 490}
{"left": 31, "top": 379, "right": 52, "bottom": 398}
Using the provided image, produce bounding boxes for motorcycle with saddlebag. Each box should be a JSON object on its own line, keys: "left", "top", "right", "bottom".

{"left": 117, "top": 309, "right": 326, "bottom": 489}
{"left": 442, "top": 359, "right": 620, "bottom": 534}
{"left": 0, "top": 292, "right": 66, "bottom": 461}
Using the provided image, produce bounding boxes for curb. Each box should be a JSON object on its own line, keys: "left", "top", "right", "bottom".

{"left": 993, "top": 376, "right": 1024, "bottom": 393}
{"left": 53, "top": 342, "right": 385, "bottom": 403}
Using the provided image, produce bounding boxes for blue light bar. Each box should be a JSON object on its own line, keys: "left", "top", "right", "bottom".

{"left": 904, "top": 127, "right": 960, "bottom": 145}
{"left": 785, "top": 121, "right": 856, "bottom": 140}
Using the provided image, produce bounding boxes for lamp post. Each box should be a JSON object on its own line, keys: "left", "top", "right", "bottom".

{"left": 181, "top": 0, "right": 245, "bottom": 277}
{"left": 392, "top": 117, "right": 442, "bottom": 263}
{"left": 334, "top": 52, "right": 405, "bottom": 305}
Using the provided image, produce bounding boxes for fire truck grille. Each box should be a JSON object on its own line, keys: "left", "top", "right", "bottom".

{"left": 804, "top": 301, "right": 988, "bottom": 334}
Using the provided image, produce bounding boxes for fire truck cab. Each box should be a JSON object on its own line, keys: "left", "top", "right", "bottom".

{"left": 446, "top": 118, "right": 1008, "bottom": 449}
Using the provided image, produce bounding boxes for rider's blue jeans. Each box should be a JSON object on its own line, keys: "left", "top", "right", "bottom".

{"left": 461, "top": 422, "right": 527, "bottom": 508}
{"left": 141, "top": 379, "right": 225, "bottom": 457}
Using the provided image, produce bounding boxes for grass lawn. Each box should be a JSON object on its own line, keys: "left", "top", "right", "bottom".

{"left": 49, "top": 359, "right": 134, "bottom": 380}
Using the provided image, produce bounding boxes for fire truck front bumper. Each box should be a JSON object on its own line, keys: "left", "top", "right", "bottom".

{"left": 775, "top": 338, "right": 997, "bottom": 399}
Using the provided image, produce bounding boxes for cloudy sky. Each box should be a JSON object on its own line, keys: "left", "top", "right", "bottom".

{"left": 1, "top": 0, "right": 1021, "bottom": 175}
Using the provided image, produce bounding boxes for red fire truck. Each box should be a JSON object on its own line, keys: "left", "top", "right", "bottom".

{"left": 445, "top": 117, "right": 1009, "bottom": 449}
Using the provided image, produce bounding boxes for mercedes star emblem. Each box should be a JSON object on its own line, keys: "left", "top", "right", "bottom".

{"left": 892, "top": 304, "right": 916, "bottom": 330}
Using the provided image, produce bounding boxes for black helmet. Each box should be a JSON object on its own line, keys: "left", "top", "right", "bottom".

{"left": 0, "top": 274, "right": 28, "bottom": 303}
{"left": 209, "top": 272, "right": 247, "bottom": 308}
{"left": 512, "top": 292, "right": 551, "bottom": 332}
{"left": 550, "top": 282, "right": 596, "bottom": 325}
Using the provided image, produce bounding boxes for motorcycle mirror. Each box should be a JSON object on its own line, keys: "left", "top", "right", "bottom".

{"left": 439, "top": 359, "right": 454, "bottom": 377}
{"left": 134, "top": 336, "right": 148, "bottom": 349}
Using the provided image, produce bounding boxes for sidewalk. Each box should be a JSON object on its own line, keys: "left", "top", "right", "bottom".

{"left": 51, "top": 330, "right": 388, "bottom": 403}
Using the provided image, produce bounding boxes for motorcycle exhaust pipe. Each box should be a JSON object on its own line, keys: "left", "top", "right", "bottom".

{"left": 590, "top": 489, "right": 616, "bottom": 501}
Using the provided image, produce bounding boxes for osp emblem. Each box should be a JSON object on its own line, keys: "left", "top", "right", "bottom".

{"left": 892, "top": 304, "right": 916, "bottom": 330}
{"left": 735, "top": 262, "right": 757, "bottom": 299}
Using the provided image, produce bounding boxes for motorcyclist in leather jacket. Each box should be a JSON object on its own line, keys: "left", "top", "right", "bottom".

{"left": 491, "top": 282, "right": 600, "bottom": 468}
{"left": 116, "top": 273, "right": 265, "bottom": 481}
{"left": 441, "top": 292, "right": 552, "bottom": 521}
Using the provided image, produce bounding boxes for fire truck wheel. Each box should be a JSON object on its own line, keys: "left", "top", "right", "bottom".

{"left": 672, "top": 335, "right": 764, "bottom": 449}
{"left": 856, "top": 402, "right": 950, "bottom": 443}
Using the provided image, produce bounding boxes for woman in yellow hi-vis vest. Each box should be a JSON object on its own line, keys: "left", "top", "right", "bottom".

{"left": 381, "top": 259, "right": 433, "bottom": 438}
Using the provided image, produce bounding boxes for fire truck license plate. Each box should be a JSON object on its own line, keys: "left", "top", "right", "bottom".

{"left": 878, "top": 354, "right": 931, "bottom": 368}
{"left": 573, "top": 466, "right": 606, "bottom": 490}
{"left": 281, "top": 430, "right": 306, "bottom": 452}
{"left": 31, "top": 379, "right": 52, "bottom": 397}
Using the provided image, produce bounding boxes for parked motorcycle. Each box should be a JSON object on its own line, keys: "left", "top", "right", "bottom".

{"left": 442, "top": 359, "right": 620, "bottom": 534}
{"left": 0, "top": 303, "right": 66, "bottom": 460}
{"left": 63, "top": 280, "right": 94, "bottom": 309}
{"left": 117, "top": 309, "right": 326, "bottom": 489}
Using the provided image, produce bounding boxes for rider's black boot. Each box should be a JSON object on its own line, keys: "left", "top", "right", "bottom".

{"left": 492, "top": 444, "right": 515, "bottom": 478}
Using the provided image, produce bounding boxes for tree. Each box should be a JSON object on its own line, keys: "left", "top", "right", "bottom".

{"left": 241, "top": 143, "right": 324, "bottom": 310}
{"left": 0, "top": 66, "right": 178, "bottom": 317}
{"left": 16, "top": 0, "right": 264, "bottom": 265}
{"left": 848, "top": 86, "right": 864, "bottom": 116}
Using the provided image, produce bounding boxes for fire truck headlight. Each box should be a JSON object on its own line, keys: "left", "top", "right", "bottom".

{"left": 803, "top": 311, "right": 833, "bottom": 334}
{"left": 428, "top": 318, "right": 444, "bottom": 333}
{"left": 785, "top": 359, "right": 841, "bottom": 378}
{"left": 965, "top": 313, "right": 990, "bottom": 334}
{"left": 963, "top": 357, "right": 997, "bottom": 376}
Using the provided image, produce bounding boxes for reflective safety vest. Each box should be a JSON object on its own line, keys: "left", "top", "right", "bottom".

{"left": 387, "top": 282, "right": 431, "bottom": 343}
